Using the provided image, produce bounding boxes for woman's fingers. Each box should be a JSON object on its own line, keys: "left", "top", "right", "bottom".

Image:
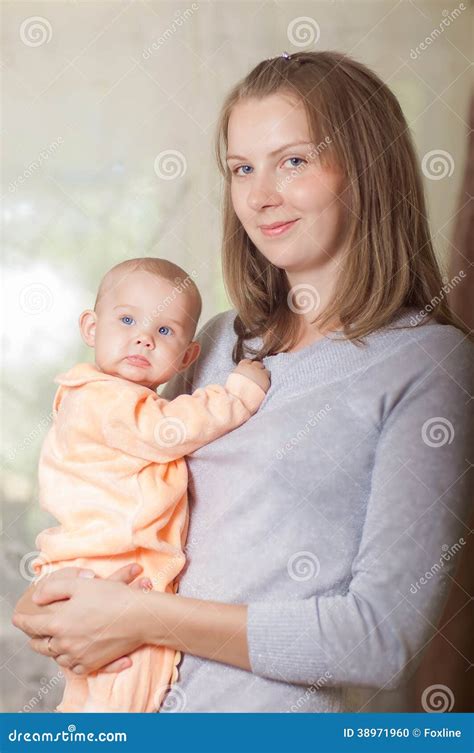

{"left": 42, "top": 567, "right": 96, "bottom": 580}
{"left": 26, "top": 627, "right": 133, "bottom": 673}
{"left": 32, "top": 578, "right": 75, "bottom": 606}
{"left": 72, "top": 665, "right": 87, "bottom": 674}
{"left": 29, "top": 637, "right": 54, "bottom": 656}
{"left": 100, "top": 656, "right": 133, "bottom": 673}
{"left": 106, "top": 563, "right": 143, "bottom": 584}
{"left": 12, "top": 611, "right": 51, "bottom": 637}
{"left": 56, "top": 655, "right": 72, "bottom": 669}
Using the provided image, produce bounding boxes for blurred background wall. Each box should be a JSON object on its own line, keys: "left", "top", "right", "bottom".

{"left": 1, "top": 0, "right": 472, "bottom": 713}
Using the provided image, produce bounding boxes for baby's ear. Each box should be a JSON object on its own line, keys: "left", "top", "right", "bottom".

{"left": 79, "top": 309, "right": 97, "bottom": 348}
{"left": 179, "top": 341, "right": 201, "bottom": 371}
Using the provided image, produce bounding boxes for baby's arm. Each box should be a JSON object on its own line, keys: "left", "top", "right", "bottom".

{"left": 102, "top": 360, "right": 270, "bottom": 463}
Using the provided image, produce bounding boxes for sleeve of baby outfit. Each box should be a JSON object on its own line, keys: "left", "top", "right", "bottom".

{"left": 102, "top": 373, "right": 266, "bottom": 464}
{"left": 247, "top": 341, "right": 474, "bottom": 690}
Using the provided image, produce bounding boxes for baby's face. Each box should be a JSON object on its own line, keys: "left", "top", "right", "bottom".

{"left": 84, "top": 270, "right": 199, "bottom": 390}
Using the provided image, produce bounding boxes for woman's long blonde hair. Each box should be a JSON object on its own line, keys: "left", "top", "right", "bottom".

{"left": 215, "top": 50, "right": 467, "bottom": 362}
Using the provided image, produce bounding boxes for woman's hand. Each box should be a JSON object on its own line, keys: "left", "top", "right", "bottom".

{"left": 13, "top": 563, "right": 251, "bottom": 675}
{"left": 12, "top": 564, "right": 151, "bottom": 674}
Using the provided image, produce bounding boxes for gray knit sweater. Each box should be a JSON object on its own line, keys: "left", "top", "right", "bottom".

{"left": 160, "top": 308, "right": 473, "bottom": 712}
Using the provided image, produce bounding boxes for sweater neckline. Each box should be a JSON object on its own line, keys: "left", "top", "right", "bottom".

{"left": 236, "top": 309, "right": 431, "bottom": 387}
{"left": 263, "top": 330, "right": 339, "bottom": 362}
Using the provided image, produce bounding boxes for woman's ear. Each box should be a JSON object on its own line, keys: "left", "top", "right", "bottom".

{"left": 79, "top": 310, "right": 97, "bottom": 348}
{"left": 179, "top": 341, "right": 201, "bottom": 372}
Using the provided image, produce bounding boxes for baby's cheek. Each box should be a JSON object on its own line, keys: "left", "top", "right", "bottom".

{"left": 159, "top": 345, "right": 184, "bottom": 372}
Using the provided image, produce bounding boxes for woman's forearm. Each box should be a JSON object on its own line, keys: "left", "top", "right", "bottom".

{"left": 137, "top": 591, "right": 251, "bottom": 671}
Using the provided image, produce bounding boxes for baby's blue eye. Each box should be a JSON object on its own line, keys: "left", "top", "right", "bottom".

{"left": 121, "top": 316, "right": 135, "bottom": 326}
{"left": 158, "top": 326, "right": 172, "bottom": 336}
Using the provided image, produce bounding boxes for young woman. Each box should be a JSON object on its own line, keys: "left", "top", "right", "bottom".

{"left": 13, "top": 51, "right": 473, "bottom": 713}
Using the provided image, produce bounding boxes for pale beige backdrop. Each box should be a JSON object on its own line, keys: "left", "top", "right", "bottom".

{"left": 1, "top": 0, "right": 471, "bottom": 713}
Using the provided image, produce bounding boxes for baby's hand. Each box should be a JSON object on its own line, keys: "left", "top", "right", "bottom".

{"left": 232, "top": 359, "right": 271, "bottom": 394}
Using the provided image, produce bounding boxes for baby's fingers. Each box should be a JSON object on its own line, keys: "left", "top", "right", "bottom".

{"left": 130, "top": 577, "right": 153, "bottom": 592}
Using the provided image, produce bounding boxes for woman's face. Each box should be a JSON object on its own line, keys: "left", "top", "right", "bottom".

{"left": 227, "top": 93, "right": 350, "bottom": 276}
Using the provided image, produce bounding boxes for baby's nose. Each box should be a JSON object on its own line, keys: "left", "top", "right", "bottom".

{"left": 135, "top": 335, "right": 153, "bottom": 348}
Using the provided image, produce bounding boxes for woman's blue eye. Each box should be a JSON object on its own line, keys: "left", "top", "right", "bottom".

{"left": 234, "top": 165, "right": 253, "bottom": 176}
{"left": 158, "top": 326, "right": 172, "bottom": 336}
{"left": 285, "top": 157, "right": 306, "bottom": 168}
{"left": 121, "top": 316, "right": 135, "bottom": 326}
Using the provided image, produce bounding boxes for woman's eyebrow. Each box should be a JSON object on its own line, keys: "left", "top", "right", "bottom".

{"left": 226, "top": 141, "right": 313, "bottom": 161}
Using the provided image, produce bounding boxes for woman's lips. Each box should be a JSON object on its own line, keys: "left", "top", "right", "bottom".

{"left": 126, "top": 355, "right": 151, "bottom": 368}
{"left": 259, "top": 219, "right": 299, "bottom": 237}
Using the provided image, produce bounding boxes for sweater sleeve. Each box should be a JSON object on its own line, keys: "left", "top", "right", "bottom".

{"left": 102, "top": 373, "right": 265, "bottom": 463}
{"left": 247, "top": 347, "right": 474, "bottom": 690}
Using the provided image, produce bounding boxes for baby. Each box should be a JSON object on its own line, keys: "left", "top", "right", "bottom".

{"left": 31, "top": 257, "right": 270, "bottom": 713}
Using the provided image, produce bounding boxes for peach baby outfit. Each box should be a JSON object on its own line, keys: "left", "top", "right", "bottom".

{"left": 32, "top": 362, "right": 265, "bottom": 713}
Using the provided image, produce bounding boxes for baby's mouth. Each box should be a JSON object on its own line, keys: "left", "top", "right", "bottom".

{"left": 125, "top": 355, "right": 151, "bottom": 368}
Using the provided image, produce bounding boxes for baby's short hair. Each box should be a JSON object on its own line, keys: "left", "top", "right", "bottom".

{"left": 94, "top": 257, "right": 202, "bottom": 337}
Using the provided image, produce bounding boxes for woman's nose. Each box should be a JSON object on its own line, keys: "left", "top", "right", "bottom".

{"left": 247, "top": 176, "right": 283, "bottom": 212}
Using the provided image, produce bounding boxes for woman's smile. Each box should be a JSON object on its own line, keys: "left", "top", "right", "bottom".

{"left": 258, "top": 219, "right": 300, "bottom": 237}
